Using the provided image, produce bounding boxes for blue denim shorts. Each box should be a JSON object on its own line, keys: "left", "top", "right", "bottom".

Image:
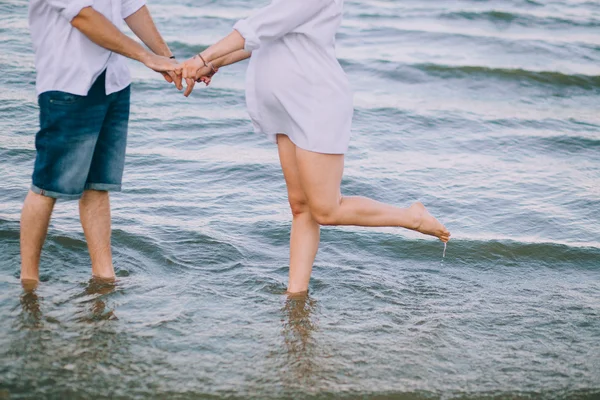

{"left": 32, "top": 71, "right": 130, "bottom": 200}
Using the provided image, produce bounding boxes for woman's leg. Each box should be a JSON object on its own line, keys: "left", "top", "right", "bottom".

{"left": 295, "top": 147, "right": 450, "bottom": 242}
{"left": 277, "top": 135, "right": 321, "bottom": 294}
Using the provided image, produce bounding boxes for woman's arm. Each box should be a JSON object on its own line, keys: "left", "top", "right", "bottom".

{"left": 213, "top": 50, "right": 252, "bottom": 69}
{"left": 180, "top": 37, "right": 251, "bottom": 96}
{"left": 178, "top": 0, "right": 329, "bottom": 95}
{"left": 230, "top": 0, "right": 330, "bottom": 53}
{"left": 179, "top": 30, "right": 246, "bottom": 95}
{"left": 190, "top": 50, "right": 251, "bottom": 90}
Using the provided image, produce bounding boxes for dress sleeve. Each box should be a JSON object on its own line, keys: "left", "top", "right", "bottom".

{"left": 43, "top": 0, "right": 94, "bottom": 22}
{"left": 121, "top": 0, "right": 147, "bottom": 19}
{"left": 233, "top": 0, "right": 331, "bottom": 52}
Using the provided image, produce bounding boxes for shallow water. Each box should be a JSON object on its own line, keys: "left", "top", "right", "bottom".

{"left": 1, "top": 0, "right": 600, "bottom": 398}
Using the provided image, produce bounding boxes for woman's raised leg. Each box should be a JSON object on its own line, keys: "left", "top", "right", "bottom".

{"left": 277, "top": 135, "right": 321, "bottom": 294}
{"left": 295, "top": 147, "right": 450, "bottom": 242}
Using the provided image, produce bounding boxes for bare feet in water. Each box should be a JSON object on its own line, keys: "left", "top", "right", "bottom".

{"left": 409, "top": 202, "right": 451, "bottom": 242}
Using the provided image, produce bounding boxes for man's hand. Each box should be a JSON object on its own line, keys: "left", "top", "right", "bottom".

{"left": 142, "top": 53, "right": 178, "bottom": 74}
{"left": 161, "top": 58, "right": 183, "bottom": 90}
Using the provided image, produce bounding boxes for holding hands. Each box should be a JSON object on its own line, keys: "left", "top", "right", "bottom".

{"left": 177, "top": 54, "right": 219, "bottom": 97}
{"left": 146, "top": 52, "right": 218, "bottom": 97}
{"left": 141, "top": 53, "right": 184, "bottom": 90}
{"left": 151, "top": 31, "right": 251, "bottom": 96}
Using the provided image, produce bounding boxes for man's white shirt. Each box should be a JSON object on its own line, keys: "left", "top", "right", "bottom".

{"left": 29, "top": 0, "right": 146, "bottom": 96}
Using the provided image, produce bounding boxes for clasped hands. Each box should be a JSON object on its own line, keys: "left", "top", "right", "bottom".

{"left": 145, "top": 52, "right": 218, "bottom": 97}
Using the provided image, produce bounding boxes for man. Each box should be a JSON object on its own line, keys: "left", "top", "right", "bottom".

{"left": 21, "top": 0, "right": 181, "bottom": 288}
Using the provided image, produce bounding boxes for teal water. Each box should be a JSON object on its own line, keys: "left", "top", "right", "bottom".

{"left": 1, "top": 0, "right": 600, "bottom": 398}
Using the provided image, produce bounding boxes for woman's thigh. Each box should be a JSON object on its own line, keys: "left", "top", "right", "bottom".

{"left": 277, "top": 135, "right": 308, "bottom": 211}
{"left": 295, "top": 146, "right": 344, "bottom": 214}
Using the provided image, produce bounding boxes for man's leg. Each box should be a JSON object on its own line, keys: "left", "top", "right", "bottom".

{"left": 82, "top": 84, "right": 131, "bottom": 280}
{"left": 20, "top": 191, "right": 56, "bottom": 286}
{"left": 24, "top": 78, "right": 111, "bottom": 287}
{"left": 79, "top": 190, "right": 115, "bottom": 280}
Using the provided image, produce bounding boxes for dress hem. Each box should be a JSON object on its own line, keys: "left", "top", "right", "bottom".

{"left": 261, "top": 131, "right": 348, "bottom": 155}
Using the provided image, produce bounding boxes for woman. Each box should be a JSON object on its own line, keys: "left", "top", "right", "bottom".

{"left": 178, "top": 0, "right": 450, "bottom": 294}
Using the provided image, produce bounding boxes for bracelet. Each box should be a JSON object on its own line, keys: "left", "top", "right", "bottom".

{"left": 198, "top": 53, "right": 218, "bottom": 75}
{"left": 169, "top": 55, "right": 176, "bottom": 59}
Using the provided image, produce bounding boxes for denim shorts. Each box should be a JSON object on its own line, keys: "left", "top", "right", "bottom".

{"left": 31, "top": 71, "right": 130, "bottom": 200}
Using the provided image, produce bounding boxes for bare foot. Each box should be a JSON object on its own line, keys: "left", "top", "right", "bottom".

{"left": 409, "top": 202, "right": 451, "bottom": 242}
{"left": 21, "top": 278, "right": 39, "bottom": 292}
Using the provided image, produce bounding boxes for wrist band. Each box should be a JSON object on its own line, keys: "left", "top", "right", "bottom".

{"left": 169, "top": 55, "right": 176, "bottom": 59}
{"left": 207, "top": 62, "right": 218, "bottom": 75}
{"left": 198, "top": 53, "right": 218, "bottom": 75}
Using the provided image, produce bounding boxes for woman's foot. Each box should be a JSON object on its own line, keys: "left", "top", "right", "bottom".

{"left": 409, "top": 202, "right": 451, "bottom": 242}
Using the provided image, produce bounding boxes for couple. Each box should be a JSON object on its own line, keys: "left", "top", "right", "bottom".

{"left": 21, "top": 0, "right": 450, "bottom": 294}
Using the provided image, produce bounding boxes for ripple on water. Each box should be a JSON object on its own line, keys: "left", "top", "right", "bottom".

{"left": 2, "top": 0, "right": 600, "bottom": 398}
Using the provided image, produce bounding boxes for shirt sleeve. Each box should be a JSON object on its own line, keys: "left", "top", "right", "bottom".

{"left": 44, "top": 0, "right": 94, "bottom": 22}
{"left": 121, "top": 0, "right": 147, "bottom": 19}
{"left": 233, "top": 0, "right": 331, "bottom": 52}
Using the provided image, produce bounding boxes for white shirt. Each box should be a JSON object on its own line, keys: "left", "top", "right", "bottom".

{"left": 28, "top": 0, "right": 146, "bottom": 96}
{"left": 233, "top": 0, "right": 353, "bottom": 154}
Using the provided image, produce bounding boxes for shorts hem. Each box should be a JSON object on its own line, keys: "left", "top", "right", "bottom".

{"left": 84, "top": 183, "right": 122, "bottom": 192}
{"left": 31, "top": 185, "right": 82, "bottom": 200}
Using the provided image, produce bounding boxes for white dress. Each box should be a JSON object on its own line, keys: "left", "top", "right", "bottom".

{"left": 233, "top": 0, "right": 353, "bottom": 155}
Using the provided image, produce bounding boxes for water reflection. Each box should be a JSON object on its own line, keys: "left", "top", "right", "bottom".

{"left": 279, "top": 293, "right": 321, "bottom": 389}
{"left": 76, "top": 278, "right": 118, "bottom": 322}
{"left": 6, "top": 279, "right": 129, "bottom": 397}
{"left": 18, "top": 290, "right": 43, "bottom": 329}
{"left": 17, "top": 277, "right": 118, "bottom": 328}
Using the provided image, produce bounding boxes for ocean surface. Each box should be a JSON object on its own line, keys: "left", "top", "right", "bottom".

{"left": 1, "top": 0, "right": 600, "bottom": 398}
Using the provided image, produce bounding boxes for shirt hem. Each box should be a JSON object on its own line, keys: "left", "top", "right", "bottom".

{"left": 36, "top": 80, "right": 131, "bottom": 97}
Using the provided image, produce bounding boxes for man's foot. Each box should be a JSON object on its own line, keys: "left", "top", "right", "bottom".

{"left": 409, "top": 202, "right": 451, "bottom": 242}
{"left": 21, "top": 278, "right": 39, "bottom": 292}
{"left": 91, "top": 270, "right": 116, "bottom": 282}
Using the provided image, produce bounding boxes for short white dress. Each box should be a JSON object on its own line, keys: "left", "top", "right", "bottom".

{"left": 233, "top": 0, "right": 353, "bottom": 155}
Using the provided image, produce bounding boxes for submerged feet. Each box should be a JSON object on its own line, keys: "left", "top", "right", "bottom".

{"left": 409, "top": 202, "right": 451, "bottom": 242}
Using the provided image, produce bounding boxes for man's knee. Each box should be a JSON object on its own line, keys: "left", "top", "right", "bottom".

{"left": 25, "top": 190, "right": 57, "bottom": 208}
{"left": 81, "top": 189, "right": 109, "bottom": 200}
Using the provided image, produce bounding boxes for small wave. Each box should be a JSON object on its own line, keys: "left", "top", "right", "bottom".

{"left": 341, "top": 58, "right": 600, "bottom": 90}
{"left": 330, "top": 229, "right": 600, "bottom": 268}
{"left": 441, "top": 10, "right": 600, "bottom": 29}
{"left": 538, "top": 134, "right": 600, "bottom": 152}
{"left": 168, "top": 41, "right": 208, "bottom": 56}
{"left": 449, "top": 239, "right": 600, "bottom": 269}
{"left": 416, "top": 63, "right": 600, "bottom": 89}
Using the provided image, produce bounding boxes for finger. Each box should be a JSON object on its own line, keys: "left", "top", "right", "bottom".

{"left": 173, "top": 72, "right": 183, "bottom": 91}
{"left": 162, "top": 72, "right": 173, "bottom": 83}
{"left": 167, "top": 71, "right": 182, "bottom": 90}
{"left": 184, "top": 78, "right": 196, "bottom": 97}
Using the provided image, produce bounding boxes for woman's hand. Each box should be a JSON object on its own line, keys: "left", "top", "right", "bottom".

{"left": 177, "top": 55, "right": 218, "bottom": 97}
{"left": 195, "top": 64, "right": 219, "bottom": 86}
{"left": 177, "top": 55, "right": 204, "bottom": 97}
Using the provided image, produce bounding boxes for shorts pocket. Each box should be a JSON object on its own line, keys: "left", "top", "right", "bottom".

{"left": 46, "top": 91, "right": 83, "bottom": 106}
